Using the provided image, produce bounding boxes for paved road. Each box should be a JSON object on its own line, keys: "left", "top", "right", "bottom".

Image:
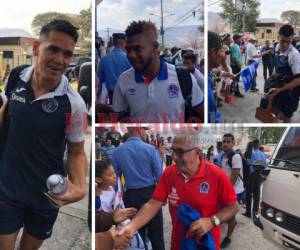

{"left": 15, "top": 128, "right": 92, "bottom": 250}
{"left": 219, "top": 63, "right": 300, "bottom": 123}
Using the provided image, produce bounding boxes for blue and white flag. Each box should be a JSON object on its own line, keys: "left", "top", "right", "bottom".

{"left": 240, "top": 61, "right": 260, "bottom": 92}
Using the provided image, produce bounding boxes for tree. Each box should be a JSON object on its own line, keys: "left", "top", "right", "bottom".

{"left": 78, "top": 8, "right": 92, "bottom": 39}
{"left": 248, "top": 128, "right": 286, "bottom": 144}
{"left": 31, "top": 8, "right": 92, "bottom": 53}
{"left": 31, "top": 12, "right": 78, "bottom": 36}
{"left": 281, "top": 10, "right": 300, "bottom": 28}
{"left": 220, "top": 0, "right": 260, "bottom": 33}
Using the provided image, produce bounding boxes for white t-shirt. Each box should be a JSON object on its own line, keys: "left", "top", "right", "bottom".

{"left": 99, "top": 186, "right": 116, "bottom": 212}
{"left": 112, "top": 62, "right": 204, "bottom": 122}
{"left": 246, "top": 43, "right": 258, "bottom": 61}
{"left": 165, "top": 142, "right": 172, "bottom": 157}
{"left": 192, "top": 68, "right": 204, "bottom": 93}
{"left": 221, "top": 153, "right": 244, "bottom": 194}
{"left": 275, "top": 44, "right": 300, "bottom": 75}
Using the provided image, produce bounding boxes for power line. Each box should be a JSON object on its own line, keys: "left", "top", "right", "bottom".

{"left": 167, "top": 6, "right": 203, "bottom": 29}
{"left": 208, "top": 0, "right": 222, "bottom": 7}
{"left": 171, "top": 1, "right": 203, "bottom": 27}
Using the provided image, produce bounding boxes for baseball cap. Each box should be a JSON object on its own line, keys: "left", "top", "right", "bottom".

{"left": 233, "top": 33, "right": 243, "bottom": 40}
{"left": 113, "top": 33, "right": 126, "bottom": 40}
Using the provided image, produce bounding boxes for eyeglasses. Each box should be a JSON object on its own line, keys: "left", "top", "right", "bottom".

{"left": 171, "top": 147, "right": 197, "bottom": 158}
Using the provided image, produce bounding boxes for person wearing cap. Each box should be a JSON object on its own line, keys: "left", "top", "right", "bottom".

{"left": 170, "top": 46, "right": 182, "bottom": 65}
{"left": 246, "top": 36, "right": 261, "bottom": 92}
{"left": 98, "top": 33, "right": 131, "bottom": 104}
{"left": 116, "top": 131, "right": 239, "bottom": 250}
{"left": 219, "top": 45, "right": 236, "bottom": 104}
{"left": 112, "top": 20, "right": 204, "bottom": 123}
{"left": 222, "top": 33, "right": 232, "bottom": 67}
{"left": 260, "top": 40, "right": 275, "bottom": 82}
{"left": 230, "top": 34, "right": 244, "bottom": 98}
{"left": 267, "top": 24, "right": 300, "bottom": 122}
{"left": 111, "top": 126, "right": 165, "bottom": 250}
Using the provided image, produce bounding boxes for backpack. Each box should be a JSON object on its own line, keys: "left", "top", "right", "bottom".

{"left": 0, "top": 64, "right": 30, "bottom": 157}
{"left": 176, "top": 67, "right": 199, "bottom": 122}
{"left": 222, "top": 150, "right": 249, "bottom": 185}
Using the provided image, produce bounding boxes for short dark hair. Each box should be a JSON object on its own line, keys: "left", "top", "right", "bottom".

{"left": 279, "top": 24, "right": 294, "bottom": 37}
{"left": 208, "top": 31, "right": 223, "bottom": 51}
{"left": 40, "top": 19, "right": 79, "bottom": 43}
{"left": 183, "top": 52, "right": 197, "bottom": 63}
{"left": 253, "top": 139, "right": 260, "bottom": 149}
{"left": 223, "top": 133, "right": 235, "bottom": 142}
{"left": 125, "top": 20, "right": 158, "bottom": 40}
{"left": 95, "top": 159, "right": 112, "bottom": 177}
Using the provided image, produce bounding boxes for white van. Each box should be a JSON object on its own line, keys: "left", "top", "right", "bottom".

{"left": 256, "top": 127, "right": 300, "bottom": 249}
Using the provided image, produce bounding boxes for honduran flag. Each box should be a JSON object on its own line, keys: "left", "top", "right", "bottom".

{"left": 240, "top": 61, "right": 260, "bottom": 93}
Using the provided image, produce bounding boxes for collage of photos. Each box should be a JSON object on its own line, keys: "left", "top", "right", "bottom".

{"left": 0, "top": 0, "right": 300, "bottom": 250}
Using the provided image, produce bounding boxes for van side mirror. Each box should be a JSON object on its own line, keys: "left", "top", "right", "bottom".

{"left": 260, "top": 169, "right": 271, "bottom": 182}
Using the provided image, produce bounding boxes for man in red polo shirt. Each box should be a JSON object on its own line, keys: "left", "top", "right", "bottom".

{"left": 115, "top": 131, "right": 239, "bottom": 250}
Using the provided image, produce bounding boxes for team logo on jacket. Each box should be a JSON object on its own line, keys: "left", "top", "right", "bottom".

{"left": 168, "top": 84, "right": 179, "bottom": 98}
{"left": 199, "top": 182, "right": 209, "bottom": 194}
{"left": 42, "top": 98, "right": 59, "bottom": 113}
{"left": 128, "top": 88, "right": 137, "bottom": 95}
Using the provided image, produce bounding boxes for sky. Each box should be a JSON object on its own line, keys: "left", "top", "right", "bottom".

{"left": 208, "top": 0, "right": 300, "bottom": 20}
{"left": 97, "top": 0, "right": 203, "bottom": 32}
{"left": 0, "top": 0, "right": 91, "bottom": 34}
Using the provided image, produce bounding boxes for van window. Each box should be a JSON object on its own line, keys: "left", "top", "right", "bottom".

{"left": 271, "top": 127, "right": 300, "bottom": 170}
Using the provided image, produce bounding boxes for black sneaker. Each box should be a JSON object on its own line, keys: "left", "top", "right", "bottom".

{"left": 242, "top": 212, "right": 251, "bottom": 218}
{"left": 221, "top": 237, "right": 231, "bottom": 249}
{"left": 250, "top": 88, "right": 259, "bottom": 92}
{"left": 234, "top": 92, "right": 244, "bottom": 98}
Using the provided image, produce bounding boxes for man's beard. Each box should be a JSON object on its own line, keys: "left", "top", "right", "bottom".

{"left": 134, "top": 55, "right": 153, "bottom": 74}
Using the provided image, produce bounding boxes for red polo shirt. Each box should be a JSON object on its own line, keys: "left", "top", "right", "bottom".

{"left": 152, "top": 159, "right": 236, "bottom": 250}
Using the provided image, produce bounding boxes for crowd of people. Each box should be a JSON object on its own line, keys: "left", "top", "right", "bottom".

{"left": 208, "top": 24, "right": 300, "bottom": 123}
{"left": 96, "top": 20, "right": 204, "bottom": 123}
{"left": 95, "top": 127, "right": 269, "bottom": 250}
{"left": 205, "top": 136, "right": 267, "bottom": 248}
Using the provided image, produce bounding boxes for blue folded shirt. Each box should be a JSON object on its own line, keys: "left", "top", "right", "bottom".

{"left": 177, "top": 204, "right": 216, "bottom": 250}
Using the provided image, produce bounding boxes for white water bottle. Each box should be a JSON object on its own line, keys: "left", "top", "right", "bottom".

{"left": 46, "top": 174, "right": 67, "bottom": 196}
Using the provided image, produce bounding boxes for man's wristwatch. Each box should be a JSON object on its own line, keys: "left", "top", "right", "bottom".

{"left": 211, "top": 215, "right": 221, "bottom": 227}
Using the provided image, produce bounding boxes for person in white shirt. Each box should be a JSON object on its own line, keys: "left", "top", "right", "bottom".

{"left": 220, "top": 133, "right": 244, "bottom": 249}
{"left": 112, "top": 20, "right": 204, "bottom": 123}
{"left": 246, "top": 37, "right": 261, "bottom": 92}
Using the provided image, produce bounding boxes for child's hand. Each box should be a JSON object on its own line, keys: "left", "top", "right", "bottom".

{"left": 113, "top": 208, "right": 137, "bottom": 223}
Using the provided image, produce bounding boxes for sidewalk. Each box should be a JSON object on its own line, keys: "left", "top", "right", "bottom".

{"left": 219, "top": 64, "right": 300, "bottom": 123}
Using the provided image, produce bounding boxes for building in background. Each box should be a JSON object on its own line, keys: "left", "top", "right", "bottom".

{"left": 0, "top": 28, "right": 35, "bottom": 76}
{"left": 255, "top": 18, "right": 300, "bottom": 45}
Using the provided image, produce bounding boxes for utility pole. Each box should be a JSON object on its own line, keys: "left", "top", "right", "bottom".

{"left": 160, "top": 0, "right": 165, "bottom": 48}
{"left": 105, "top": 27, "right": 111, "bottom": 42}
{"left": 242, "top": 2, "right": 246, "bottom": 33}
